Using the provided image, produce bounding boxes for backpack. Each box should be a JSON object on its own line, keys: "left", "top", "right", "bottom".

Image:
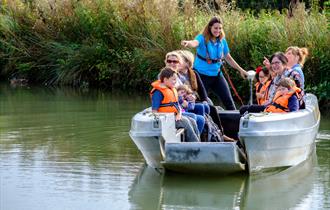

{"left": 201, "top": 114, "right": 224, "bottom": 142}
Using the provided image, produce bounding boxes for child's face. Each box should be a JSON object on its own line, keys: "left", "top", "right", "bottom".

{"left": 178, "top": 89, "right": 186, "bottom": 97}
{"left": 277, "top": 86, "right": 289, "bottom": 95}
{"left": 186, "top": 93, "right": 195, "bottom": 101}
{"left": 258, "top": 71, "right": 269, "bottom": 84}
{"left": 163, "top": 74, "right": 177, "bottom": 88}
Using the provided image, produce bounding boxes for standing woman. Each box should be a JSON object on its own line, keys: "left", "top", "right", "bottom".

{"left": 181, "top": 16, "right": 247, "bottom": 110}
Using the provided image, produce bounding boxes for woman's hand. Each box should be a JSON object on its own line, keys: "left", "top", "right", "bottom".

{"left": 263, "top": 57, "right": 270, "bottom": 70}
{"left": 181, "top": 40, "right": 199, "bottom": 48}
{"left": 239, "top": 69, "right": 248, "bottom": 79}
{"left": 181, "top": 40, "right": 190, "bottom": 47}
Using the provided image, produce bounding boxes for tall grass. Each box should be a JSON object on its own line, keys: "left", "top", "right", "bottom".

{"left": 0, "top": 0, "right": 329, "bottom": 108}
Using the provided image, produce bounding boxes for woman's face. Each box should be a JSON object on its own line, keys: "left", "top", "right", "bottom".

{"left": 271, "top": 57, "right": 286, "bottom": 75}
{"left": 210, "top": 23, "right": 222, "bottom": 38}
{"left": 285, "top": 50, "right": 299, "bottom": 67}
{"left": 177, "top": 60, "right": 189, "bottom": 74}
{"left": 165, "top": 55, "right": 180, "bottom": 71}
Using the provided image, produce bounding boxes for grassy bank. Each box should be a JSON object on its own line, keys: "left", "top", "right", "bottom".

{"left": 0, "top": 0, "right": 329, "bottom": 109}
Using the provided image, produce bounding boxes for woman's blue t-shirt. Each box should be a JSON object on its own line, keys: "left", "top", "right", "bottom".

{"left": 193, "top": 34, "right": 230, "bottom": 76}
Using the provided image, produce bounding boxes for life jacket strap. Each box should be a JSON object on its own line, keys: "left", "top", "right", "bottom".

{"left": 271, "top": 102, "right": 288, "bottom": 111}
{"left": 196, "top": 53, "right": 221, "bottom": 64}
{"left": 160, "top": 102, "right": 180, "bottom": 112}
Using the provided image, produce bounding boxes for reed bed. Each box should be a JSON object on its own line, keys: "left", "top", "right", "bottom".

{"left": 0, "top": 0, "right": 329, "bottom": 108}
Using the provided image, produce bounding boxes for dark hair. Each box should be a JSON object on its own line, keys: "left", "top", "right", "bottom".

{"left": 159, "top": 67, "right": 177, "bottom": 82}
{"left": 270, "top": 52, "right": 288, "bottom": 65}
{"left": 255, "top": 67, "right": 270, "bottom": 82}
{"left": 202, "top": 16, "right": 225, "bottom": 43}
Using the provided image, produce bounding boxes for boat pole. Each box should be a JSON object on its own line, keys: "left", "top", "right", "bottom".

{"left": 247, "top": 70, "right": 256, "bottom": 105}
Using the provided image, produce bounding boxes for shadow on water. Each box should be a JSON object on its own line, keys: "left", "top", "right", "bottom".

{"left": 129, "top": 150, "right": 318, "bottom": 210}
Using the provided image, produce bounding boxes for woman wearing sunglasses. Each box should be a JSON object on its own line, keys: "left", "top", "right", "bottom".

{"left": 181, "top": 16, "right": 247, "bottom": 110}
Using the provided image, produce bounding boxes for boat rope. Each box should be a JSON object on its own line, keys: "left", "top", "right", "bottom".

{"left": 221, "top": 64, "right": 245, "bottom": 106}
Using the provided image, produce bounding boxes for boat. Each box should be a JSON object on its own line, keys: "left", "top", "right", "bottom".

{"left": 129, "top": 93, "right": 320, "bottom": 174}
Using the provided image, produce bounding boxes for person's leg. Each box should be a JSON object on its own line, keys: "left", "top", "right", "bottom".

{"left": 239, "top": 105, "right": 250, "bottom": 115}
{"left": 191, "top": 103, "right": 205, "bottom": 116}
{"left": 198, "top": 73, "right": 215, "bottom": 94}
{"left": 209, "top": 105, "right": 222, "bottom": 129}
{"left": 203, "top": 103, "right": 210, "bottom": 114}
{"left": 184, "top": 114, "right": 200, "bottom": 136}
{"left": 239, "top": 105, "right": 266, "bottom": 115}
{"left": 195, "top": 114, "right": 205, "bottom": 134}
{"left": 212, "top": 75, "right": 236, "bottom": 110}
{"left": 175, "top": 116, "right": 200, "bottom": 142}
{"left": 183, "top": 112, "right": 200, "bottom": 134}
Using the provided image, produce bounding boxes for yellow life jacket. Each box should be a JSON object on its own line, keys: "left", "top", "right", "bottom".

{"left": 265, "top": 87, "right": 301, "bottom": 113}
{"left": 150, "top": 80, "right": 179, "bottom": 113}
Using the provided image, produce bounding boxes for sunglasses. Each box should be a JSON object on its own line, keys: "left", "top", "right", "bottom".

{"left": 271, "top": 61, "right": 282, "bottom": 65}
{"left": 166, "top": 60, "right": 179, "bottom": 64}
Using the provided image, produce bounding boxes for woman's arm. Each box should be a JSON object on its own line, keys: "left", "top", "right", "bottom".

{"left": 224, "top": 53, "right": 247, "bottom": 78}
{"left": 181, "top": 40, "right": 199, "bottom": 48}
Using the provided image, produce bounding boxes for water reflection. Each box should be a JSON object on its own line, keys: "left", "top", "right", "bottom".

{"left": 129, "top": 152, "right": 318, "bottom": 210}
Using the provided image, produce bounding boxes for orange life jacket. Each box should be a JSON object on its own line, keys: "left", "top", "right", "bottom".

{"left": 265, "top": 87, "right": 301, "bottom": 113}
{"left": 255, "top": 80, "right": 271, "bottom": 105}
{"left": 150, "top": 80, "right": 179, "bottom": 113}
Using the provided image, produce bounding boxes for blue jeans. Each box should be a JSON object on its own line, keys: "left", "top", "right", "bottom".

{"left": 182, "top": 112, "right": 205, "bottom": 135}
{"left": 191, "top": 103, "right": 210, "bottom": 116}
{"left": 199, "top": 73, "right": 236, "bottom": 110}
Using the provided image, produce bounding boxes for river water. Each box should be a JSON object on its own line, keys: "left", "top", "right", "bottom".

{"left": 0, "top": 84, "right": 329, "bottom": 210}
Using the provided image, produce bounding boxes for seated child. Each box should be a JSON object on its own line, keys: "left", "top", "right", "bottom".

{"left": 177, "top": 85, "right": 235, "bottom": 142}
{"left": 177, "top": 85, "right": 205, "bottom": 135}
{"left": 240, "top": 77, "right": 300, "bottom": 114}
{"left": 264, "top": 77, "right": 300, "bottom": 113}
{"left": 150, "top": 67, "right": 200, "bottom": 142}
{"left": 255, "top": 66, "right": 272, "bottom": 105}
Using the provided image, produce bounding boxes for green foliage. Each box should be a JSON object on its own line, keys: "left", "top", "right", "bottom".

{"left": 0, "top": 0, "right": 329, "bottom": 110}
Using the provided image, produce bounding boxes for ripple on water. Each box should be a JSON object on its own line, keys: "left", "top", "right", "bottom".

{"left": 316, "top": 130, "right": 330, "bottom": 141}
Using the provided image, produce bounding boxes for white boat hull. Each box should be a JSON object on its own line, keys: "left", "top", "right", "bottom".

{"left": 129, "top": 94, "right": 320, "bottom": 174}
{"left": 239, "top": 94, "right": 320, "bottom": 172}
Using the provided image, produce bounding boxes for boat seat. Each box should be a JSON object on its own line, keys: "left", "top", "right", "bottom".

{"left": 176, "top": 128, "right": 185, "bottom": 142}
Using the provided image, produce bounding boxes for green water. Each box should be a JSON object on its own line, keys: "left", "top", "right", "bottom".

{"left": 1, "top": 84, "right": 329, "bottom": 210}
